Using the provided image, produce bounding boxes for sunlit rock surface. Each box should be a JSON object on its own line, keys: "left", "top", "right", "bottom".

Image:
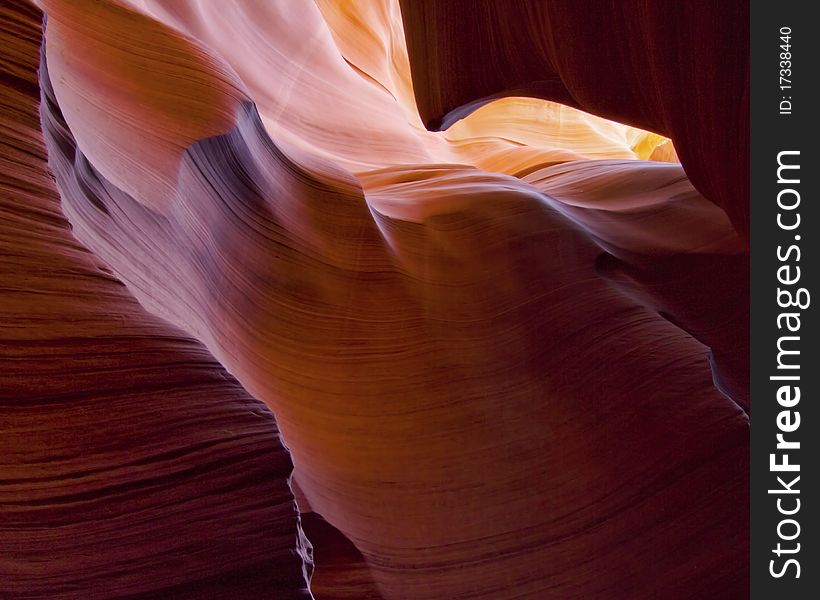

{"left": 398, "top": 0, "right": 749, "bottom": 238}
{"left": 2, "top": 0, "right": 748, "bottom": 598}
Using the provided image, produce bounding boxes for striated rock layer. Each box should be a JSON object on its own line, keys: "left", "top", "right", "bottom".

{"left": 0, "top": 3, "right": 311, "bottom": 598}
{"left": 4, "top": 0, "right": 748, "bottom": 598}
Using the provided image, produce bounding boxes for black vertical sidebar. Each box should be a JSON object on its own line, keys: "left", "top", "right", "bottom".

{"left": 751, "top": 2, "right": 818, "bottom": 598}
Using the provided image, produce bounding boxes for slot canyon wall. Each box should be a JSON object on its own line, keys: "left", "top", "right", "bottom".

{"left": 1, "top": 1, "right": 749, "bottom": 599}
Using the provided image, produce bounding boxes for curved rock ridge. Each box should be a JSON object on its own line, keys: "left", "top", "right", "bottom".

{"left": 44, "top": 94, "right": 749, "bottom": 600}
{"left": 40, "top": 0, "right": 248, "bottom": 213}
{"left": 0, "top": 4, "right": 311, "bottom": 599}
{"left": 398, "top": 0, "right": 750, "bottom": 239}
{"left": 7, "top": 0, "right": 749, "bottom": 598}
{"left": 50, "top": 0, "right": 674, "bottom": 178}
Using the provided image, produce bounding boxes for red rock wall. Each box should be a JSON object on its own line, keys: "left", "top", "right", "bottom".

{"left": 0, "top": 3, "right": 311, "bottom": 598}
{"left": 2, "top": 1, "right": 749, "bottom": 598}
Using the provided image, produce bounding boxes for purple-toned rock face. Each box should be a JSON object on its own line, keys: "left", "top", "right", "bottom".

{"left": 2, "top": 1, "right": 748, "bottom": 598}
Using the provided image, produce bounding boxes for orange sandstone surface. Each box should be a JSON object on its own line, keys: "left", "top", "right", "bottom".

{"left": 2, "top": 1, "right": 748, "bottom": 598}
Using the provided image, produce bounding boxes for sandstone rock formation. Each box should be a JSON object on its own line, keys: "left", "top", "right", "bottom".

{"left": 1, "top": 3, "right": 311, "bottom": 597}
{"left": 2, "top": 1, "right": 749, "bottom": 598}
